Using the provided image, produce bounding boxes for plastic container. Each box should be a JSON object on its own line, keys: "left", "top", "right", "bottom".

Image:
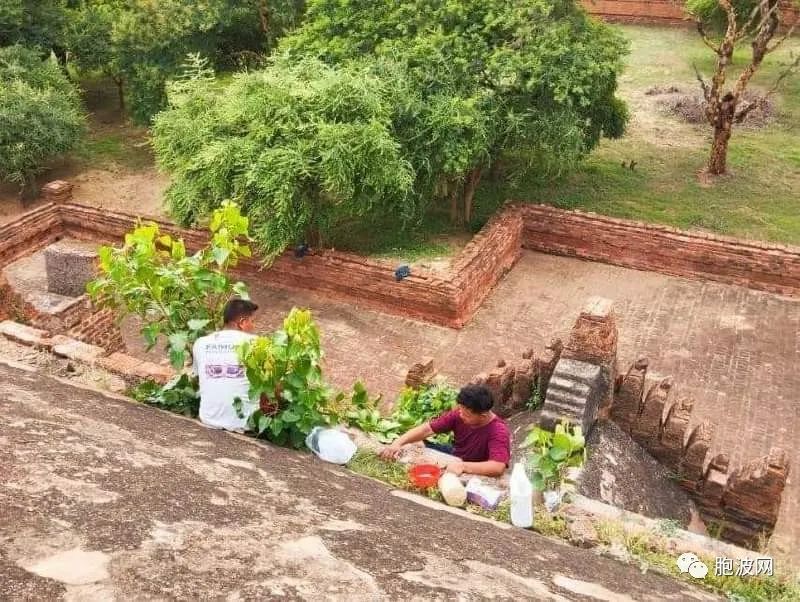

{"left": 438, "top": 472, "right": 467, "bottom": 507}
{"left": 408, "top": 464, "right": 442, "bottom": 489}
{"left": 465, "top": 477, "right": 505, "bottom": 510}
{"left": 305, "top": 427, "right": 357, "bottom": 465}
{"left": 509, "top": 462, "right": 534, "bottom": 528}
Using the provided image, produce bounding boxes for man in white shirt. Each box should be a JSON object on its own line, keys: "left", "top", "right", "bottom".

{"left": 192, "top": 299, "right": 258, "bottom": 431}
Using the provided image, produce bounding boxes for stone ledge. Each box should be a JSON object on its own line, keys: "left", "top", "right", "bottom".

{"left": 0, "top": 320, "right": 51, "bottom": 348}
{"left": 51, "top": 335, "right": 106, "bottom": 364}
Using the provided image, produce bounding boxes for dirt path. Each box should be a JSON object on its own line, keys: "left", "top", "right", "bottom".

{"left": 0, "top": 360, "right": 717, "bottom": 601}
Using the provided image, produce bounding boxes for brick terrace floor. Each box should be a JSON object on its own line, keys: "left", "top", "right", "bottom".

{"left": 119, "top": 251, "right": 800, "bottom": 562}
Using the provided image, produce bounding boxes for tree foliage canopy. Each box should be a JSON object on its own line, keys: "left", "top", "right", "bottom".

{"left": 0, "top": 45, "right": 85, "bottom": 186}
{"left": 153, "top": 58, "right": 415, "bottom": 260}
{"left": 282, "top": 0, "right": 628, "bottom": 219}
{"left": 153, "top": 0, "right": 628, "bottom": 257}
{"left": 64, "top": 0, "right": 305, "bottom": 122}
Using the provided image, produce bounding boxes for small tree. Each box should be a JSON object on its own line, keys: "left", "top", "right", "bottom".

{"left": 689, "top": 0, "right": 800, "bottom": 175}
{"left": 0, "top": 45, "right": 85, "bottom": 194}
{"left": 87, "top": 201, "right": 252, "bottom": 369}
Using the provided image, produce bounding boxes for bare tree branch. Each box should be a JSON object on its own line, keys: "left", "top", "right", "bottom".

{"left": 766, "top": 21, "right": 799, "bottom": 53}
{"left": 693, "top": 63, "right": 711, "bottom": 101}
{"left": 696, "top": 20, "right": 721, "bottom": 54}
{"left": 738, "top": 0, "right": 782, "bottom": 41}
{"left": 764, "top": 52, "right": 800, "bottom": 95}
{"left": 738, "top": 1, "right": 766, "bottom": 40}
{"left": 734, "top": 100, "right": 761, "bottom": 122}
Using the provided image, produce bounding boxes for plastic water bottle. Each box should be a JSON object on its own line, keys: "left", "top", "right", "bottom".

{"left": 509, "top": 462, "right": 534, "bottom": 528}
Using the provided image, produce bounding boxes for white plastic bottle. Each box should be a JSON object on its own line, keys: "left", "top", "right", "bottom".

{"left": 509, "top": 462, "right": 534, "bottom": 528}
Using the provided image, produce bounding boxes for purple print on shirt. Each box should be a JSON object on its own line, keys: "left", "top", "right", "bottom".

{"left": 205, "top": 364, "right": 244, "bottom": 379}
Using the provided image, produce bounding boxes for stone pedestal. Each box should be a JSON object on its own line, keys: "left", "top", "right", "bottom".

{"left": 44, "top": 240, "right": 99, "bottom": 297}
{"left": 41, "top": 180, "right": 73, "bottom": 204}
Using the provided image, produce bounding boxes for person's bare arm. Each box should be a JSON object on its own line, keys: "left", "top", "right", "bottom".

{"left": 379, "top": 422, "right": 434, "bottom": 460}
{"left": 447, "top": 459, "right": 506, "bottom": 477}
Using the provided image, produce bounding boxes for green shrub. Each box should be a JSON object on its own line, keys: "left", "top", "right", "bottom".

{"left": 235, "top": 308, "right": 335, "bottom": 448}
{"left": 523, "top": 420, "right": 586, "bottom": 491}
{"left": 0, "top": 45, "right": 85, "bottom": 187}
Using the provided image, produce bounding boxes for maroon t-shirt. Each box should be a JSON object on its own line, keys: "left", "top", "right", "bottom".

{"left": 429, "top": 410, "right": 511, "bottom": 464}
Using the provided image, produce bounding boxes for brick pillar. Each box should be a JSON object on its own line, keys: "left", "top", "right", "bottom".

{"left": 41, "top": 180, "right": 73, "bottom": 204}
{"left": 561, "top": 296, "right": 619, "bottom": 421}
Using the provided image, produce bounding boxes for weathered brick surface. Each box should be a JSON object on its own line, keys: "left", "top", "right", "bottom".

{"left": 51, "top": 335, "right": 106, "bottom": 364}
{"left": 0, "top": 273, "right": 37, "bottom": 323}
{"left": 0, "top": 204, "right": 63, "bottom": 269}
{"left": 0, "top": 320, "right": 50, "bottom": 347}
{"left": 611, "top": 357, "right": 790, "bottom": 548}
{"left": 67, "top": 307, "right": 124, "bottom": 350}
{"left": 4, "top": 201, "right": 800, "bottom": 331}
{"left": 40, "top": 180, "right": 73, "bottom": 204}
{"left": 405, "top": 357, "right": 436, "bottom": 388}
{"left": 44, "top": 240, "right": 98, "bottom": 297}
{"left": 580, "top": 0, "right": 799, "bottom": 27}
{"left": 470, "top": 344, "right": 562, "bottom": 417}
{"left": 517, "top": 203, "right": 800, "bottom": 297}
{"left": 562, "top": 296, "right": 618, "bottom": 417}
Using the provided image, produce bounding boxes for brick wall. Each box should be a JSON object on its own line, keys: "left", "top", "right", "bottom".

{"left": 518, "top": 204, "right": 800, "bottom": 296}
{"left": 0, "top": 204, "right": 63, "bottom": 269}
{"left": 580, "top": 0, "right": 799, "bottom": 27}
{"left": 67, "top": 307, "right": 124, "bottom": 350}
{"left": 58, "top": 203, "right": 512, "bottom": 328}
{"left": 3, "top": 200, "right": 800, "bottom": 331}
{"left": 612, "top": 359, "right": 790, "bottom": 547}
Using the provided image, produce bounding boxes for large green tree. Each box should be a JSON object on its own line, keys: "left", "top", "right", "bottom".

{"left": 0, "top": 0, "right": 68, "bottom": 61}
{"left": 689, "top": 0, "right": 800, "bottom": 175}
{"left": 280, "top": 0, "right": 629, "bottom": 223}
{"left": 65, "top": 0, "right": 306, "bottom": 123}
{"left": 0, "top": 45, "right": 85, "bottom": 194}
{"left": 152, "top": 58, "right": 415, "bottom": 260}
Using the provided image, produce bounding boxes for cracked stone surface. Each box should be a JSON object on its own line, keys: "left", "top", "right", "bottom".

{"left": 0, "top": 360, "right": 718, "bottom": 601}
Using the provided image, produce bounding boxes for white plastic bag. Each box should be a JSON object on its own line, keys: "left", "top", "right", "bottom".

{"left": 305, "top": 427, "right": 357, "bottom": 465}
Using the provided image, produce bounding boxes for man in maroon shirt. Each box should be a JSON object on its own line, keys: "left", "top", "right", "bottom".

{"left": 379, "top": 385, "right": 510, "bottom": 477}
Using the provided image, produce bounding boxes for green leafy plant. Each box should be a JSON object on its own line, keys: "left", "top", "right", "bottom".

{"left": 527, "top": 378, "right": 544, "bottom": 411}
{"left": 128, "top": 374, "right": 200, "bottom": 417}
{"left": 386, "top": 384, "right": 458, "bottom": 444}
{"left": 328, "top": 381, "right": 404, "bottom": 443}
{"left": 236, "top": 308, "right": 334, "bottom": 448}
{"left": 0, "top": 45, "right": 85, "bottom": 190}
{"left": 523, "top": 420, "right": 586, "bottom": 491}
{"left": 88, "top": 201, "right": 251, "bottom": 370}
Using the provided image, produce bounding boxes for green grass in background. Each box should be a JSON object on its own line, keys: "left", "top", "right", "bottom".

{"left": 473, "top": 25, "right": 800, "bottom": 245}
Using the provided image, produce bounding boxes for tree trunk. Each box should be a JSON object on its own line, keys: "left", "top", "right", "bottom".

{"left": 462, "top": 167, "right": 482, "bottom": 226}
{"left": 449, "top": 186, "right": 461, "bottom": 226}
{"left": 114, "top": 77, "right": 125, "bottom": 111}
{"left": 707, "top": 93, "right": 736, "bottom": 175}
{"left": 259, "top": 0, "right": 270, "bottom": 36}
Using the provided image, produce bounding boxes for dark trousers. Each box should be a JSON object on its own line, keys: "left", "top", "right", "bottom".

{"left": 424, "top": 440, "right": 455, "bottom": 455}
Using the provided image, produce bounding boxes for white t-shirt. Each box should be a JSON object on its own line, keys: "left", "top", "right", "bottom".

{"left": 192, "top": 329, "right": 256, "bottom": 431}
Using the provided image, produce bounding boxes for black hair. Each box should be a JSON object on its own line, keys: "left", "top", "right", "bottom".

{"left": 223, "top": 299, "right": 259, "bottom": 325}
{"left": 456, "top": 384, "right": 494, "bottom": 413}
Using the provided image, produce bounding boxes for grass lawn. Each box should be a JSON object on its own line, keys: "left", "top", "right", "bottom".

{"left": 473, "top": 25, "right": 800, "bottom": 245}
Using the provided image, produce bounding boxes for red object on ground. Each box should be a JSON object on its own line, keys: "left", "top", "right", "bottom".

{"left": 408, "top": 464, "right": 442, "bottom": 488}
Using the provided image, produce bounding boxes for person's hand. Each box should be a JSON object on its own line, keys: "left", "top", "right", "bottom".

{"left": 446, "top": 461, "right": 465, "bottom": 476}
{"left": 380, "top": 442, "right": 403, "bottom": 460}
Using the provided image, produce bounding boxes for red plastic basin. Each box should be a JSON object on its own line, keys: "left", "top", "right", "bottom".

{"left": 408, "top": 463, "right": 442, "bottom": 488}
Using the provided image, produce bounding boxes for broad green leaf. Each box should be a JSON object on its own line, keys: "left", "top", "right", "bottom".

{"left": 187, "top": 318, "right": 211, "bottom": 331}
